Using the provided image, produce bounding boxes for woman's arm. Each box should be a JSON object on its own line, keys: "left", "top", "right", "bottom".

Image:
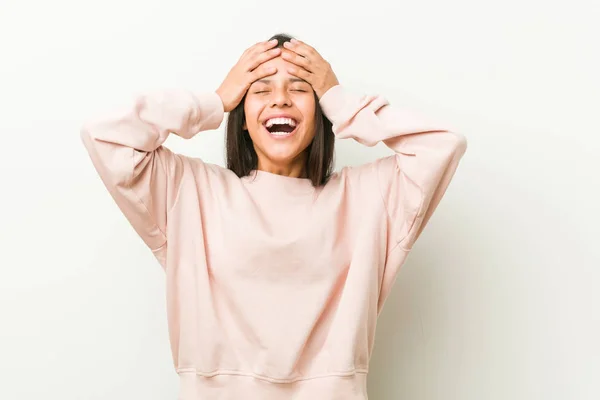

{"left": 319, "top": 84, "right": 467, "bottom": 252}
{"left": 80, "top": 90, "right": 224, "bottom": 261}
{"left": 281, "top": 39, "right": 466, "bottom": 252}
{"left": 80, "top": 40, "right": 299, "bottom": 265}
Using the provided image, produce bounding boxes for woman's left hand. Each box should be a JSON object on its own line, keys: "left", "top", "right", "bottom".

{"left": 282, "top": 39, "right": 339, "bottom": 99}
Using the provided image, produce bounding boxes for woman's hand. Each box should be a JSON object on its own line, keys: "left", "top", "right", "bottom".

{"left": 281, "top": 39, "right": 339, "bottom": 99}
{"left": 216, "top": 39, "right": 282, "bottom": 112}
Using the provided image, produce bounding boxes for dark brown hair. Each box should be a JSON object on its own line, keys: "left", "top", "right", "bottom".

{"left": 225, "top": 33, "right": 335, "bottom": 187}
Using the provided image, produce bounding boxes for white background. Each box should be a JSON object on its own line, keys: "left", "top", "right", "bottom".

{"left": 1, "top": 0, "right": 598, "bottom": 399}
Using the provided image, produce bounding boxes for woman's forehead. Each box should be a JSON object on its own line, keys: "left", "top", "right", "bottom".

{"left": 262, "top": 55, "right": 294, "bottom": 70}
{"left": 249, "top": 56, "right": 310, "bottom": 86}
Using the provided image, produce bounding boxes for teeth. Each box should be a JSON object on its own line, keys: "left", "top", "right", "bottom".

{"left": 265, "top": 117, "right": 297, "bottom": 128}
{"left": 270, "top": 131, "right": 292, "bottom": 136}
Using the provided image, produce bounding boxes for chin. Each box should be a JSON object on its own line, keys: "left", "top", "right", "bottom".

{"left": 257, "top": 134, "right": 306, "bottom": 157}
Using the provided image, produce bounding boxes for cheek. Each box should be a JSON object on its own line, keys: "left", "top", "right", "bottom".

{"left": 297, "top": 95, "right": 316, "bottom": 115}
{"left": 298, "top": 98, "right": 317, "bottom": 131}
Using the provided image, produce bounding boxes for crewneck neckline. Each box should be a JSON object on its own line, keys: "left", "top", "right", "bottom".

{"left": 242, "top": 169, "right": 316, "bottom": 194}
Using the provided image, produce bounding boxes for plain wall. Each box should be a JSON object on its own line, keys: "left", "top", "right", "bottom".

{"left": 1, "top": 0, "right": 598, "bottom": 399}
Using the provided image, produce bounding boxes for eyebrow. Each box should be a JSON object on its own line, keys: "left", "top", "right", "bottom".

{"left": 254, "top": 78, "right": 309, "bottom": 85}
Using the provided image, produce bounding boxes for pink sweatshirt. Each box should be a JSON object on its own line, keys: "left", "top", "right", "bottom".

{"left": 81, "top": 84, "right": 466, "bottom": 399}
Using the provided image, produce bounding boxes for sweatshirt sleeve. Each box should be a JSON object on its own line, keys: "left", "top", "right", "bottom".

{"left": 80, "top": 89, "right": 224, "bottom": 260}
{"left": 319, "top": 85, "right": 467, "bottom": 253}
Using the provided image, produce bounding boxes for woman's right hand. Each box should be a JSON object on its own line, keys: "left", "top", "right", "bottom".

{"left": 216, "top": 39, "right": 282, "bottom": 112}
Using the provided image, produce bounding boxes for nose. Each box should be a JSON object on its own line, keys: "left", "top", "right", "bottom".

{"left": 270, "top": 87, "right": 292, "bottom": 108}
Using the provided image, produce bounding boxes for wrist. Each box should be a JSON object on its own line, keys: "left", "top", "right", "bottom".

{"left": 318, "top": 83, "right": 339, "bottom": 100}
{"left": 215, "top": 90, "right": 228, "bottom": 112}
{"left": 317, "top": 80, "right": 340, "bottom": 100}
{"left": 318, "top": 84, "right": 349, "bottom": 122}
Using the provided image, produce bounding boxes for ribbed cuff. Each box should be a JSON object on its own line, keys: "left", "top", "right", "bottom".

{"left": 194, "top": 91, "right": 225, "bottom": 131}
{"left": 318, "top": 85, "right": 360, "bottom": 126}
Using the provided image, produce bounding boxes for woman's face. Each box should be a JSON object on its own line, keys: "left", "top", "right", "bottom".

{"left": 243, "top": 54, "right": 316, "bottom": 172}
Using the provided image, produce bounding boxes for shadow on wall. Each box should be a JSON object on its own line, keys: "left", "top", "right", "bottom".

{"left": 366, "top": 196, "right": 486, "bottom": 399}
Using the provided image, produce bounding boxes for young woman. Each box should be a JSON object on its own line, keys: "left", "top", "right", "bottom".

{"left": 81, "top": 33, "right": 467, "bottom": 399}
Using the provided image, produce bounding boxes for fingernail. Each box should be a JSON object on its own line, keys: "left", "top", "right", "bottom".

{"left": 290, "top": 38, "right": 298, "bottom": 43}
{"left": 284, "top": 41, "right": 293, "bottom": 47}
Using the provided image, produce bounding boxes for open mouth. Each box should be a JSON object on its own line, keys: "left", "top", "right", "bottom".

{"left": 263, "top": 117, "right": 298, "bottom": 138}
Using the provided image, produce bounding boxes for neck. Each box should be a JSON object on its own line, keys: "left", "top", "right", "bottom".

{"left": 256, "top": 156, "right": 307, "bottom": 179}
